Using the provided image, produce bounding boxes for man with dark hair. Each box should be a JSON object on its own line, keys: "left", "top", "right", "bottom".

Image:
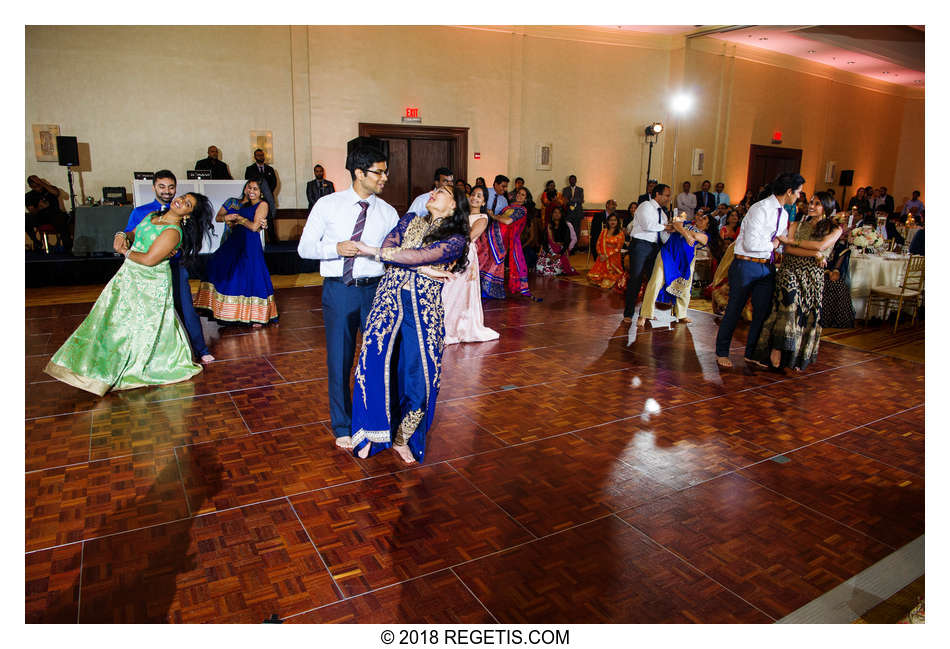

{"left": 901, "top": 190, "right": 924, "bottom": 220}
{"left": 589, "top": 199, "right": 617, "bottom": 262}
{"left": 695, "top": 179, "right": 716, "bottom": 212}
{"left": 245, "top": 149, "right": 278, "bottom": 242}
{"left": 637, "top": 179, "right": 657, "bottom": 206}
{"left": 713, "top": 182, "right": 730, "bottom": 207}
{"left": 408, "top": 166, "right": 453, "bottom": 217}
{"left": 112, "top": 170, "right": 214, "bottom": 364}
{"left": 25, "top": 175, "right": 68, "bottom": 249}
{"left": 675, "top": 180, "right": 696, "bottom": 218}
{"left": 623, "top": 183, "right": 674, "bottom": 325}
{"left": 195, "top": 145, "right": 232, "bottom": 179}
{"left": 487, "top": 174, "right": 509, "bottom": 214}
{"left": 298, "top": 145, "right": 399, "bottom": 450}
{"left": 562, "top": 174, "right": 585, "bottom": 240}
{"left": 245, "top": 149, "right": 278, "bottom": 194}
{"left": 715, "top": 172, "right": 803, "bottom": 368}
{"left": 306, "top": 164, "right": 335, "bottom": 210}
{"left": 873, "top": 186, "right": 895, "bottom": 215}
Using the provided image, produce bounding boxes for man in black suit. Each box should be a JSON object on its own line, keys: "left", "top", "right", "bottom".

{"left": 245, "top": 148, "right": 278, "bottom": 195}
{"left": 245, "top": 149, "right": 279, "bottom": 243}
{"left": 873, "top": 186, "right": 895, "bottom": 216}
{"left": 694, "top": 179, "right": 716, "bottom": 212}
{"left": 589, "top": 199, "right": 617, "bottom": 258}
{"left": 637, "top": 179, "right": 657, "bottom": 205}
{"left": 195, "top": 145, "right": 232, "bottom": 179}
{"left": 306, "top": 164, "right": 335, "bottom": 210}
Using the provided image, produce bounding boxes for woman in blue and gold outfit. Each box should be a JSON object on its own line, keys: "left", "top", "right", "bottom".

{"left": 349, "top": 186, "right": 470, "bottom": 464}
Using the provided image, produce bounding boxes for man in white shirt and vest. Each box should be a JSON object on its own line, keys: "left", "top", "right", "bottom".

{"left": 715, "top": 172, "right": 804, "bottom": 368}
{"left": 623, "top": 183, "right": 674, "bottom": 324}
{"left": 298, "top": 144, "right": 399, "bottom": 448}
{"left": 407, "top": 167, "right": 454, "bottom": 217}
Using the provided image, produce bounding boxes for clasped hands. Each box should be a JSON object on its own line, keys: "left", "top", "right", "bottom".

{"left": 339, "top": 240, "right": 453, "bottom": 282}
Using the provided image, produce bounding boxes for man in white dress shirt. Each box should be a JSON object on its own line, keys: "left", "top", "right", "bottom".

{"left": 298, "top": 144, "right": 399, "bottom": 448}
{"left": 675, "top": 181, "right": 696, "bottom": 219}
{"left": 407, "top": 167, "right": 454, "bottom": 217}
{"left": 623, "top": 183, "right": 674, "bottom": 324}
{"left": 715, "top": 172, "right": 804, "bottom": 368}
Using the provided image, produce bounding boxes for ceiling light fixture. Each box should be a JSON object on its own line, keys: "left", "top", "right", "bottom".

{"left": 759, "top": 37, "right": 768, "bottom": 41}
{"left": 807, "top": 50, "right": 816, "bottom": 54}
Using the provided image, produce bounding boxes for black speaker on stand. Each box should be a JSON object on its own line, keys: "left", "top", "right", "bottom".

{"left": 838, "top": 169, "right": 854, "bottom": 221}
{"left": 56, "top": 135, "right": 79, "bottom": 252}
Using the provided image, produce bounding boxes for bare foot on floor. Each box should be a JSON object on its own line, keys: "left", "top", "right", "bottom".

{"left": 716, "top": 356, "right": 733, "bottom": 368}
{"left": 622, "top": 316, "right": 632, "bottom": 323}
{"left": 393, "top": 444, "right": 416, "bottom": 464}
{"left": 636, "top": 317, "right": 646, "bottom": 328}
{"left": 252, "top": 323, "right": 263, "bottom": 329}
{"left": 770, "top": 349, "right": 782, "bottom": 368}
{"left": 677, "top": 317, "right": 692, "bottom": 323}
{"left": 356, "top": 443, "right": 370, "bottom": 459}
{"left": 200, "top": 354, "right": 215, "bottom": 364}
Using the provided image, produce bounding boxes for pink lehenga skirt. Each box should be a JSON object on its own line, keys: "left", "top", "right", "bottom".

{"left": 442, "top": 244, "right": 500, "bottom": 345}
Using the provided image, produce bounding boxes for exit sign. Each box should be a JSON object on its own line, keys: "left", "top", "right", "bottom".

{"left": 405, "top": 107, "right": 419, "bottom": 118}
{"left": 402, "top": 107, "right": 421, "bottom": 123}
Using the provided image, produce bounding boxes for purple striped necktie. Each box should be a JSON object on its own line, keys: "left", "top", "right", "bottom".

{"left": 342, "top": 201, "right": 370, "bottom": 286}
{"left": 770, "top": 206, "right": 783, "bottom": 263}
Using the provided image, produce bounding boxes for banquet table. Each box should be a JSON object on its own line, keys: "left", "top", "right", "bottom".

{"left": 849, "top": 252, "right": 911, "bottom": 318}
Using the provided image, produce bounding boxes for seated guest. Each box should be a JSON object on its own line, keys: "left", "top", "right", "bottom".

{"left": 195, "top": 145, "right": 232, "bottom": 179}
{"left": 589, "top": 199, "right": 617, "bottom": 259}
{"left": 638, "top": 211, "right": 709, "bottom": 326}
{"left": 520, "top": 210, "right": 544, "bottom": 271}
{"left": 26, "top": 191, "right": 69, "bottom": 251}
{"left": 536, "top": 206, "right": 578, "bottom": 276}
{"left": 474, "top": 177, "right": 487, "bottom": 190}
{"left": 454, "top": 179, "right": 467, "bottom": 194}
{"left": 884, "top": 212, "right": 905, "bottom": 246}
{"left": 587, "top": 213, "right": 627, "bottom": 292}
{"left": 738, "top": 189, "right": 756, "bottom": 210}
{"left": 719, "top": 209, "right": 740, "bottom": 244}
{"left": 26, "top": 175, "right": 69, "bottom": 249}
{"left": 909, "top": 227, "right": 924, "bottom": 255}
{"left": 508, "top": 177, "right": 533, "bottom": 207}
{"left": 821, "top": 235, "right": 855, "bottom": 328}
{"left": 847, "top": 187, "right": 870, "bottom": 215}
{"left": 709, "top": 202, "right": 730, "bottom": 226}
{"left": 540, "top": 179, "right": 565, "bottom": 227}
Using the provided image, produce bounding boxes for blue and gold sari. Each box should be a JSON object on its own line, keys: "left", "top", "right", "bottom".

{"left": 351, "top": 213, "right": 467, "bottom": 461}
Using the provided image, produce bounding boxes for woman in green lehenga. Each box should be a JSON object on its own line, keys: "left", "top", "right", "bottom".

{"left": 44, "top": 193, "right": 214, "bottom": 396}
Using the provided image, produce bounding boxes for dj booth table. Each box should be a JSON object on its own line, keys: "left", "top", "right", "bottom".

{"left": 71, "top": 205, "right": 133, "bottom": 255}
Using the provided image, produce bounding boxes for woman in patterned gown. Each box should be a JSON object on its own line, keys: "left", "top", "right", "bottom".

{"left": 44, "top": 193, "right": 214, "bottom": 395}
{"left": 535, "top": 206, "right": 578, "bottom": 277}
{"left": 753, "top": 191, "right": 842, "bottom": 370}
{"left": 348, "top": 186, "right": 469, "bottom": 464}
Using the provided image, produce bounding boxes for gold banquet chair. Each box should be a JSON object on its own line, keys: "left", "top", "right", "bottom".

{"left": 863, "top": 254, "right": 924, "bottom": 333}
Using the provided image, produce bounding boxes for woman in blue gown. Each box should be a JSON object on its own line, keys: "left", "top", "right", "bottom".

{"left": 195, "top": 179, "right": 278, "bottom": 326}
{"left": 348, "top": 186, "right": 470, "bottom": 464}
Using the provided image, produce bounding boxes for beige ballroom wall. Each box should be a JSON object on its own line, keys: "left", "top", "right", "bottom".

{"left": 26, "top": 26, "right": 924, "bottom": 212}
{"left": 25, "top": 26, "right": 299, "bottom": 207}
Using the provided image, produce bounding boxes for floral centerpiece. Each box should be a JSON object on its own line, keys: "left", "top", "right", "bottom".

{"left": 848, "top": 225, "right": 885, "bottom": 253}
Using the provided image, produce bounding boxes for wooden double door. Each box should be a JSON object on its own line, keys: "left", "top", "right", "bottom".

{"left": 746, "top": 145, "right": 802, "bottom": 196}
{"left": 359, "top": 123, "right": 468, "bottom": 216}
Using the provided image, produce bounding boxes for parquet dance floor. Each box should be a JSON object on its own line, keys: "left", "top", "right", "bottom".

{"left": 25, "top": 275, "right": 924, "bottom": 623}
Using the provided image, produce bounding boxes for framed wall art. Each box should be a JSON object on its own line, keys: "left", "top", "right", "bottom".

{"left": 32, "top": 124, "right": 61, "bottom": 162}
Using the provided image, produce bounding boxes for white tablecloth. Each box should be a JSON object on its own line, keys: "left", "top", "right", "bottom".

{"left": 849, "top": 253, "right": 910, "bottom": 318}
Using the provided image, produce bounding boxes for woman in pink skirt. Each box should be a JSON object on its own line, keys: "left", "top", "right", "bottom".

{"left": 443, "top": 185, "right": 500, "bottom": 345}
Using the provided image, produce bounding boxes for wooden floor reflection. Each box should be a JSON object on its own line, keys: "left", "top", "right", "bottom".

{"left": 25, "top": 274, "right": 924, "bottom": 623}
